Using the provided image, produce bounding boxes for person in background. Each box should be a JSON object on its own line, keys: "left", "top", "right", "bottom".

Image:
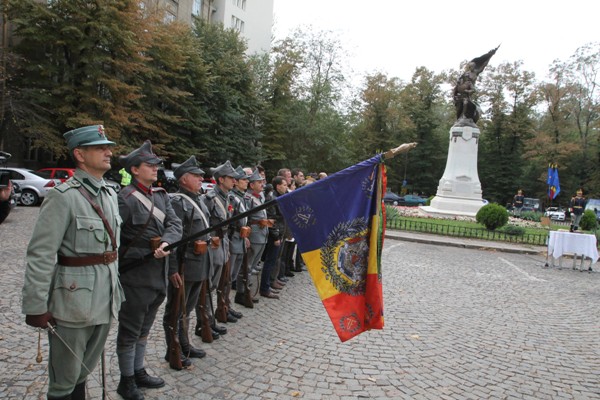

{"left": 119, "top": 167, "right": 132, "bottom": 186}
{"left": 22, "top": 125, "right": 124, "bottom": 400}
{"left": 512, "top": 189, "right": 524, "bottom": 216}
{"left": 116, "top": 140, "right": 182, "bottom": 400}
{"left": 569, "top": 188, "right": 587, "bottom": 232}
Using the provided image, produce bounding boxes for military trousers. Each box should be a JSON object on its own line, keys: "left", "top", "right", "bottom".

{"left": 47, "top": 322, "right": 111, "bottom": 398}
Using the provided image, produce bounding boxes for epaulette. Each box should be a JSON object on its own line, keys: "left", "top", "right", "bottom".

{"left": 152, "top": 187, "right": 166, "bottom": 193}
{"left": 55, "top": 179, "right": 81, "bottom": 193}
{"left": 205, "top": 190, "right": 217, "bottom": 200}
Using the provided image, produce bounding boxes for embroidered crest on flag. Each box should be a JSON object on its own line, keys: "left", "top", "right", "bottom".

{"left": 320, "top": 217, "right": 369, "bottom": 296}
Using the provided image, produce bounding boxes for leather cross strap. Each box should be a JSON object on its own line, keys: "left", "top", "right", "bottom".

{"left": 57, "top": 185, "right": 118, "bottom": 267}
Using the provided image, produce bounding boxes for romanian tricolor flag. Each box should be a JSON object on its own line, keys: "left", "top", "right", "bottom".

{"left": 275, "top": 155, "right": 386, "bottom": 342}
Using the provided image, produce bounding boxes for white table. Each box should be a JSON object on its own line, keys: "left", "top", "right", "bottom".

{"left": 547, "top": 231, "right": 598, "bottom": 270}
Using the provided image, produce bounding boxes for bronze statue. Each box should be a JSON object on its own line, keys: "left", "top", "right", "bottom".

{"left": 453, "top": 45, "right": 500, "bottom": 127}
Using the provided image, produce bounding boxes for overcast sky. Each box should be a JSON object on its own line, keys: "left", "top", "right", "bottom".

{"left": 272, "top": 0, "right": 599, "bottom": 84}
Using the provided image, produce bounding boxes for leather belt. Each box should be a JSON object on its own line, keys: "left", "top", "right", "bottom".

{"left": 58, "top": 251, "right": 118, "bottom": 267}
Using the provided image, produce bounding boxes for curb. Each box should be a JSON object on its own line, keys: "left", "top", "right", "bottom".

{"left": 385, "top": 232, "right": 547, "bottom": 256}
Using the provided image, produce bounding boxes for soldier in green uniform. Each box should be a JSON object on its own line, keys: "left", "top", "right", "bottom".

{"left": 22, "top": 125, "right": 124, "bottom": 400}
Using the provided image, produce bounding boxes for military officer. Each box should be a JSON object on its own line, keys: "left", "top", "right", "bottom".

{"left": 116, "top": 140, "right": 182, "bottom": 400}
{"left": 569, "top": 188, "right": 587, "bottom": 232}
{"left": 162, "top": 156, "right": 211, "bottom": 364}
{"left": 22, "top": 125, "right": 124, "bottom": 400}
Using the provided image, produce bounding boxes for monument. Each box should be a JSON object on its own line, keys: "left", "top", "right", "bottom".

{"left": 422, "top": 46, "right": 499, "bottom": 217}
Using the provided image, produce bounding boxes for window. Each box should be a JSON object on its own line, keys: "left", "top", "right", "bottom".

{"left": 23, "top": 138, "right": 39, "bottom": 162}
{"left": 164, "top": 11, "right": 176, "bottom": 23}
{"left": 233, "top": 0, "right": 246, "bottom": 10}
{"left": 231, "top": 16, "right": 245, "bottom": 32}
{"left": 192, "top": 0, "right": 202, "bottom": 15}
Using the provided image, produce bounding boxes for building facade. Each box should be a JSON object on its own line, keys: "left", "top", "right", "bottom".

{"left": 144, "top": 0, "right": 273, "bottom": 55}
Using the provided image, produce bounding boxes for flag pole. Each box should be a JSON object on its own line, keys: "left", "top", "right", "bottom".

{"left": 120, "top": 143, "right": 420, "bottom": 270}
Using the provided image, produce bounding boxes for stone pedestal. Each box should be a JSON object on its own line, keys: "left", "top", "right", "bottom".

{"left": 421, "top": 125, "right": 484, "bottom": 217}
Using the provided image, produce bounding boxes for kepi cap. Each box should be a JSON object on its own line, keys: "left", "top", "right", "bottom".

{"left": 119, "top": 140, "right": 162, "bottom": 173}
{"left": 173, "top": 156, "right": 205, "bottom": 180}
{"left": 234, "top": 165, "right": 250, "bottom": 180}
{"left": 63, "top": 125, "right": 115, "bottom": 151}
{"left": 247, "top": 169, "right": 263, "bottom": 183}
{"left": 210, "top": 160, "right": 236, "bottom": 180}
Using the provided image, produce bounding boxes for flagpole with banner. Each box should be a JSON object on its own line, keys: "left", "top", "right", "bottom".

{"left": 275, "top": 143, "right": 417, "bottom": 342}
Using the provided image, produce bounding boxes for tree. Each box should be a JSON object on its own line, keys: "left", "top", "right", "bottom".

{"left": 477, "top": 61, "right": 537, "bottom": 204}
{"left": 7, "top": 0, "right": 155, "bottom": 158}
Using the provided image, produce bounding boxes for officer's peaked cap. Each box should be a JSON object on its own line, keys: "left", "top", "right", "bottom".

{"left": 63, "top": 125, "right": 116, "bottom": 151}
{"left": 173, "top": 156, "right": 205, "bottom": 180}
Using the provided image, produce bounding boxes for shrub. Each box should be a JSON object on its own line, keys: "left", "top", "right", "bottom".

{"left": 520, "top": 210, "right": 542, "bottom": 222}
{"left": 501, "top": 225, "right": 525, "bottom": 236}
{"left": 580, "top": 210, "right": 597, "bottom": 231}
{"left": 385, "top": 204, "right": 401, "bottom": 219}
{"left": 476, "top": 203, "right": 509, "bottom": 230}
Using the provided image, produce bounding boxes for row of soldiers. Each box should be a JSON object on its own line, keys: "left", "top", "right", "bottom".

{"left": 21, "top": 125, "right": 298, "bottom": 400}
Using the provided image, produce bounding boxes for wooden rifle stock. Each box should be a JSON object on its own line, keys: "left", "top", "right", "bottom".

{"left": 168, "top": 269, "right": 184, "bottom": 370}
{"left": 197, "top": 279, "right": 213, "bottom": 343}
{"left": 215, "top": 258, "right": 230, "bottom": 323}
{"left": 241, "top": 244, "right": 254, "bottom": 307}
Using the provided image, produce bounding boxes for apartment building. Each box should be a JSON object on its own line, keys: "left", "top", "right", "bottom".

{"left": 145, "top": 0, "right": 274, "bottom": 54}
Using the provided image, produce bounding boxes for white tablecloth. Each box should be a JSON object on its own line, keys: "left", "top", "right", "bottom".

{"left": 548, "top": 231, "right": 599, "bottom": 262}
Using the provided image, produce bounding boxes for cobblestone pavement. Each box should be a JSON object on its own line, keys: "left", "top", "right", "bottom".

{"left": 1, "top": 207, "right": 599, "bottom": 399}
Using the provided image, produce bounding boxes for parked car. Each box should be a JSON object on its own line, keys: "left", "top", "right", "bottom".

{"left": 38, "top": 167, "right": 74, "bottom": 182}
{"left": 38, "top": 167, "right": 121, "bottom": 192}
{"left": 383, "top": 191, "right": 403, "bottom": 206}
{"left": 155, "top": 168, "right": 178, "bottom": 193}
{"left": 544, "top": 206, "right": 566, "bottom": 221}
{"left": 0, "top": 167, "right": 60, "bottom": 206}
{"left": 399, "top": 194, "right": 428, "bottom": 206}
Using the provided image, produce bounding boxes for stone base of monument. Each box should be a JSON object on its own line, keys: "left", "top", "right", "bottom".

{"left": 421, "top": 196, "right": 484, "bottom": 218}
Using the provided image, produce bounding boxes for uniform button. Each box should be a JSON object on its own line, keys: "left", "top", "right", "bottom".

{"left": 70, "top": 283, "right": 77, "bottom": 290}
{"left": 89, "top": 225, "right": 94, "bottom": 230}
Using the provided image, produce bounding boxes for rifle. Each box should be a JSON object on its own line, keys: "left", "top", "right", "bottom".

{"left": 168, "top": 211, "right": 193, "bottom": 371}
{"left": 118, "top": 142, "right": 419, "bottom": 274}
{"left": 241, "top": 240, "right": 254, "bottom": 307}
{"left": 167, "top": 265, "right": 184, "bottom": 370}
{"left": 119, "top": 199, "right": 276, "bottom": 273}
{"left": 215, "top": 258, "right": 230, "bottom": 323}
{"left": 196, "top": 279, "right": 213, "bottom": 343}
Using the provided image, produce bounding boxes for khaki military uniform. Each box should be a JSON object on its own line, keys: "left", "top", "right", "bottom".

{"left": 22, "top": 170, "right": 124, "bottom": 398}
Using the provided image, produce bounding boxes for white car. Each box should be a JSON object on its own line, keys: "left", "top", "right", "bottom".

{"left": 0, "top": 167, "right": 61, "bottom": 206}
{"left": 544, "top": 207, "right": 566, "bottom": 221}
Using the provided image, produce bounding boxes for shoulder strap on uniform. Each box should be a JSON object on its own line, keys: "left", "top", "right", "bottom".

{"left": 171, "top": 193, "right": 209, "bottom": 228}
{"left": 131, "top": 190, "right": 166, "bottom": 224}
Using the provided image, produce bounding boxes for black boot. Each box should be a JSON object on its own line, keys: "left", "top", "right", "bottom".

{"left": 211, "top": 323, "right": 227, "bottom": 335}
{"left": 134, "top": 368, "right": 165, "bottom": 389}
{"left": 179, "top": 327, "right": 206, "bottom": 359}
{"left": 117, "top": 375, "right": 144, "bottom": 400}
{"left": 228, "top": 307, "right": 243, "bottom": 319}
{"left": 71, "top": 380, "right": 85, "bottom": 400}
{"left": 163, "top": 352, "right": 192, "bottom": 368}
